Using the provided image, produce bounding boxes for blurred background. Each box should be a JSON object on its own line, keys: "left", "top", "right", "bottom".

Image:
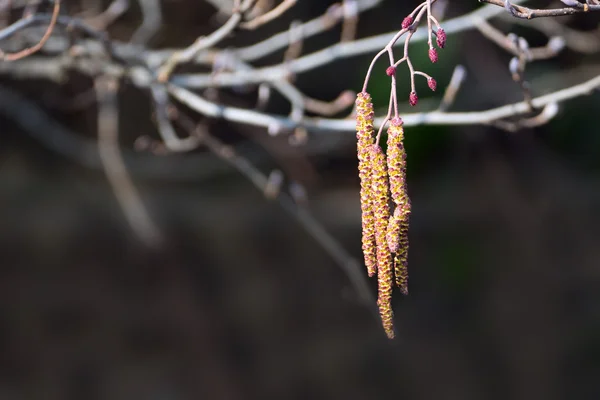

{"left": 0, "top": 0, "right": 599, "bottom": 399}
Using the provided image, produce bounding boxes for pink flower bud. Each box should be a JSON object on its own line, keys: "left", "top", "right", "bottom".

{"left": 436, "top": 28, "right": 446, "bottom": 49}
{"left": 401, "top": 16, "right": 413, "bottom": 30}
{"left": 409, "top": 92, "right": 418, "bottom": 107}
{"left": 427, "top": 77, "right": 437, "bottom": 91}
{"left": 428, "top": 48, "right": 438, "bottom": 63}
{"left": 386, "top": 66, "right": 396, "bottom": 77}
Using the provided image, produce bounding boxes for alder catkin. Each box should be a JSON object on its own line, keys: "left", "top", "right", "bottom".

{"left": 355, "top": 92, "right": 377, "bottom": 277}
{"left": 386, "top": 206, "right": 401, "bottom": 253}
{"left": 386, "top": 117, "right": 411, "bottom": 293}
{"left": 394, "top": 201, "right": 410, "bottom": 293}
{"left": 386, "top": 118, "right": 407, "bottom": 206}
{"left": 370, "top": 144, "right": 394, "bottom": 339}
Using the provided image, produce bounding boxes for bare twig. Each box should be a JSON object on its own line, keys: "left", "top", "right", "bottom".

{"left": 0, "top": 0, "right": 60, "bottom": 61}
{"left": 481, "top": 0, "right": 600, "bottom": 19}
{"left": 240, "top": 0, "right": 296, "bottom": 30}
{"left": 168, "top": 74, "right": 600, "bottom": 131}
{"left": 437, "top": 64, "right": 466, "bottom": 112}
{"left": 503, "top": 15, "right": 600, "bottom": 54}
{"left": 340, "top": 0, "right": 359, "bottom": 42}
{"left": 130, "top": 0, "right": 162, "bottom": 45}
{"left": 168, "top": 2, "right": 527, "bottom": 90}
{"left": 96, "top": 75, "right": 164, "bottom": 247}
{"left": 85, "top": 0, "right": 130, "bottom": 30}
{"left": 150, "top": 84, "right": 201, "bottom": 152}
{"left": 157, "top": 0, "right": 256, "bottom": 82}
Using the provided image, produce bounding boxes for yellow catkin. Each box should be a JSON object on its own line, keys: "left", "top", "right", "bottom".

{"left": 370, "top": 144, "right": 394, "bottom": 339}
{"left": 386, "top": 206, "right": 401, "bottom": 254}
{"left": 394, "top": 251, "right": 409, "bottom": 295}
{"left": 356, "top": 92, "right": 377, "bottom": 277}
{"left": 386, "top": 117, "right": 411, "bottom": 293}
{"left": 394, "top": 204, "right": 410, "bottom": 294}
{"left": 386, "top": 118, "right": 407, "bottom": 205}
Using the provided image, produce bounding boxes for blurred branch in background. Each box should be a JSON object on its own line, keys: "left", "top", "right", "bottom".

{"left": 95, "top": 74, "right": 164, "bottom": 247}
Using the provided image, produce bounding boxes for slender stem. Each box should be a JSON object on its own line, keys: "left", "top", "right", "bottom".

{"left": 426, "top": 0, "right": 433, "bottom": 48}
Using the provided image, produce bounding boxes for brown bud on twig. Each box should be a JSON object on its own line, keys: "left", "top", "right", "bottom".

{"left": 355, "top": 92, "right": 377, "bottom": 277}
{"left": 370, "top": 144, "right": 394, "bottom": 339}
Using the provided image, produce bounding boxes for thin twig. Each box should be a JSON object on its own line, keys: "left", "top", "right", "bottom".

{"left": 0, "top": 0, "right": 60, "bottom": 61}
{"left": 480, "top": 0, "right": 600, "bottom": 19}
{"left": 157, "top": 0, "right": 256, "bottom": 82}
{"left": 240, "top": 0, "right": 296, "bottom": 30}
{"left": 437, "top": 64, "right": 466, "bottom": 112}
{"left": 96, "top": 75, "right": 164, "bottom": 247}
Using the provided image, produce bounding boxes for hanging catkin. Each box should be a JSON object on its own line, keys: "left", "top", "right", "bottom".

{"left": 386, "top": 118, "right": 411, "bottom": 292}
{"left": 370, "top": 144, "right": 395, "bottom": 339}
{"left": 355, "top": 92, "right": 377, "bottom": 277}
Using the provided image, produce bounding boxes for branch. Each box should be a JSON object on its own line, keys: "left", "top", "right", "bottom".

{"left": 168, "top": 1, "right": 529, "bottom": 89}
{"left": 167, "top": 74, "right": 600, "bottom": 131}
{"left": 480, "top": 0, "right": 600, "bottom": 19}
{"left": 0, "top": 0, "right": 59, "bottom": 61}
{"left": 95, "top": 75, "right": 164, "bottom": 247}
{"left": 240, "top": 0, "right": 297, "bottom": 30}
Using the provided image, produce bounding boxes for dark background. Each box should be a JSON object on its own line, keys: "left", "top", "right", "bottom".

{"left": 0, "top": 0, "right": 599, "bottom": 399}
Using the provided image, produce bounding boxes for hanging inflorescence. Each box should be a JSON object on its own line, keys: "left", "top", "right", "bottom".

{"left": 355, "top": 94, "right": 411, "bottom": 340}
{"left": 356, "top": 0, "right": 445, "bottom": 340}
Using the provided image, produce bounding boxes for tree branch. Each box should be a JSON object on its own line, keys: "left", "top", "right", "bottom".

{"left": 167, "top": 74, "right": 600, "bottom": 132}
{"left": 480, "top": 0, "right": 600, "bottom": 19}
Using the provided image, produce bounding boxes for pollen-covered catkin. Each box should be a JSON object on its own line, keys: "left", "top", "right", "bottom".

{"left": 356, "top": 92, "right": 377, "bottom": 277}
{"left": 386, "top": 206, "right": 401, "bottom": 254}
{"left": 394, "top": 202, "right": 410, "bottom": 293}
{"left": 386, "top": 118, "right": 407, "bottom": 205}
{"left": 386, "top": 117, "right": 411, "bottom": 293}
{"left": 370, "top": 144, "right": 394, "bottom": 339}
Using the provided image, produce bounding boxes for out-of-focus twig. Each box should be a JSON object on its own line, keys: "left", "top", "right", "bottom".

{"left": 437, "top": 64, "right": 466, "bottom": 112}
{"left": 150, "top": 84, "right": 201, "bottom": 152}
{"left": 240, "top": 0, "right": 296, "bottom": 30}
{"left": 503, "top": 15, "right": 600, "bottom": 54}
{"left": 96, "top": 75, "right": 164, "bottom": 247}
{"left": 131, "top": 0, "right": 162, "bottom": 45}
{"left": 0, "top": 0, "right": 60, "bottom": 61}
{"left": 304, "top": 90, "right": 356, "bottom": 116}
{"left": 85, "top": 0, "right": 129, "bottom": 30}
{"left": 157, "top": 0, "right": 255, "bottom": 82}
{"left": 340, "top": 0, "right": 359, "bottom": 42}
{"left": 492, "top": 102, "right": 559, "bottom": 132}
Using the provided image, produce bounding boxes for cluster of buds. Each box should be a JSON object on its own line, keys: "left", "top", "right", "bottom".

{"left": 355, "top": 94, "right": 411, "bottom": 339}
{"left": 428, "top": 28, "right": 446, "bottom": 62}
{"left": 401, "top": 11, "right": 446, "bottom": 107}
